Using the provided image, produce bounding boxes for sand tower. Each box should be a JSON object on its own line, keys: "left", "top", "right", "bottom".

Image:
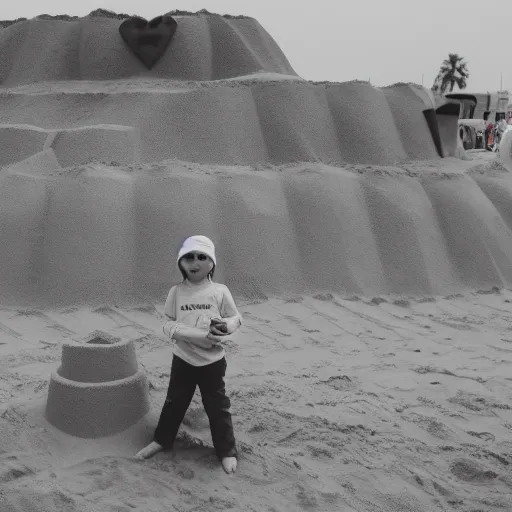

{"left": 45, "top": 330, "right": 149, "bottom": 438}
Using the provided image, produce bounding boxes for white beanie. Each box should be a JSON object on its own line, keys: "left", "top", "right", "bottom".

{"left": 177, "top": 235, "right": 216, "bottom": 267}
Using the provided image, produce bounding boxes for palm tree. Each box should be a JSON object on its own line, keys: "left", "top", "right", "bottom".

{"left": 431, "top": 53, "right": 469, "bottom": 94}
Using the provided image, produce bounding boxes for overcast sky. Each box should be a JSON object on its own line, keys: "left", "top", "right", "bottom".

{"left": 3, "top": 0, "right": 511, "bottom": 92}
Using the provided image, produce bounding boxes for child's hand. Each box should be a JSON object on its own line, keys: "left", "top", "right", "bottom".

{"left": 210, "top": 318, "right": 228, "bottom": 336}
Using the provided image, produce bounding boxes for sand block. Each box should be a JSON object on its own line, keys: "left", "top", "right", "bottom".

{"left": 326, "top": 82, "right": 407, "bottom": 165}
{"left": 45, "top": 330, "right": 149, "bottom": 438}
{"left": 137, "top": 86, "right": 268, "bottom": 165}
{"left": 472, "top": 173, "right": 512, "bottom": 233}
{"left": 422, "top": 175, "right": 512, "bottom": 288}
{"left": 49, "top": 124, "right": 140, "bottom": 167}
{"left": 0, "top": 124, "right": 48, "bottom": 166}
{"left": 383, "top": 84, "right": 440, "bottom": 161}
{"left": 253, "top": 82, "right": 342, "bottom": 164}
{"left": 40, "top": 167, "right": 136, "bottom": 305}
{"left": 0, "top": 172, "right": 47, "bottom": 303}
{"left": 361, "top": 175, "right": 459, "bottom": 294}
{"left": 3, "top": 148, "right": 62, "bottom": 176}
{"left": 0, "top": 124, "right": 139, "bottom": 170}
{"left": 281, "top": 168, "right": 387, "bottom": 295}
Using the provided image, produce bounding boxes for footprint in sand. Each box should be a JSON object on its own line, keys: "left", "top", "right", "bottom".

{"left": 0, "top": 459, "right": 35, "bottom": 483}
{"left": 476, "top": 286, "right": 501, "bottom": 295}
{"left": 319, "top": 375, "right": 356, "bottom": 391}
{"left": 307, "top": 443, "right": 335, "bottom": 459}
{"left": 466, "top": 431, "right": 495, "bottom": 442}
{"left": 448, "top": 390, "right": 511, "bottom": 413}
{"left": 296, "top": 484, "right": 319, "bottom": 509}
{"left": 408, "top": 413, "right": 454, "bottom": 439}
{"left": 432, "top": 480, "right": 462, "bottom": 504}
{"left": 182, "top": 405, "right": 210, "bottom": 431}
{"left": 450, "top": 459, "right": 498, "bottom": 483}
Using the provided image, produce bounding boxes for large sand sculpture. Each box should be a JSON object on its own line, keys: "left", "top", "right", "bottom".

{"left": 0, "top": 11, "right": 511, "bottom": 307}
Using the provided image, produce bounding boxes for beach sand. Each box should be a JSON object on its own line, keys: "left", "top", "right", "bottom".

{"left": 1, "top": 286, "right": 512, "bottom": 511}
{"left": 1, "top": 11, "right": 512, "bottom": 512}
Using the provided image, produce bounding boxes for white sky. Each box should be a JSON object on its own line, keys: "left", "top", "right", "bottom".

{"left": 3, "top": 0, "right": 511, "bottom": 92}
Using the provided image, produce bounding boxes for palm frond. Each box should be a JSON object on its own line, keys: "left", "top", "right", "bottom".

{"left": 435, "top": 53, "right": 469, "bottom": 93}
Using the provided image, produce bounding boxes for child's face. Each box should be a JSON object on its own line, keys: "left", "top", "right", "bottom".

{"left": 180, "top": 251, "right": 214, "bottom": 283}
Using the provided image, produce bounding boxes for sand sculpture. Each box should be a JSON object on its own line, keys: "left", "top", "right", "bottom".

{"left": 1, "top": 11, "right": 511, "bottom": 307}
{"left": 45, "top": 330, "right": 150, "bottom": 438}
{"left": 118, "top": 15, "right": 178, "bottom": 69}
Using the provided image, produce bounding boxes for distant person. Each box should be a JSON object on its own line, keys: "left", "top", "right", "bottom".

{"left": 497, "top": 118, "right": 508, "bottom": 144}
{"left": 485, "top": 122, "right": 493, "bottom": 150}
{"left": 498, "top": 117, "right": 508, "bottom": 140}
{"left": 135, "top": 235, "right": 243, "bottom": 475}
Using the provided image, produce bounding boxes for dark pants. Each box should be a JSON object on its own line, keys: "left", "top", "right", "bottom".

{"left": 153, "top": 355, "right": 237, "bottom": 459}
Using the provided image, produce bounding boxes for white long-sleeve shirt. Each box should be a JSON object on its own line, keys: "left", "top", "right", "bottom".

{"left": 162, "top": 279, "right": 243, "bottom": 366}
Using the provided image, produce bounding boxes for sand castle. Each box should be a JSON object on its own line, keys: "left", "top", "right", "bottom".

{"left": 45, "top": 330, "right": 149, "bottom": 438}
{"left": 0, "top": 10, "right": 511, "bottom": 308}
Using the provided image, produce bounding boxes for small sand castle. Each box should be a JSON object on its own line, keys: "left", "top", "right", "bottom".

{"left": 45, "top": 330, "right": 149, "bottom": 438}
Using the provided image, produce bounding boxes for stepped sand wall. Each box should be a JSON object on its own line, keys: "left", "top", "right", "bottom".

{"left": 2, "top": 163, "right": 512, "bottom": 307}
{"left": 0, "top": 81, "right": 443, "bottom": 166}
{"left": 0, "top": 14, "right": 510, "bottom": 307}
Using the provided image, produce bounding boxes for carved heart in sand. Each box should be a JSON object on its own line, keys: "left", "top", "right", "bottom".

{"left": 119, "top": 15, "right": 178, "bottom": 69}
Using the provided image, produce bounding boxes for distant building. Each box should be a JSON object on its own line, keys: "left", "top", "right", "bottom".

{"left": 442, "top": 90, "right": 510, "bottom": 122}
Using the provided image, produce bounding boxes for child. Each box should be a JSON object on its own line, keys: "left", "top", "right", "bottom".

{"left": 135, "top": 235, "right": 242, "bottom": 474}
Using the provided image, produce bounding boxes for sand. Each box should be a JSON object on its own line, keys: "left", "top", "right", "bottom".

{"left": 2, "top": 290, "right": 512, "bottom": 511}
{"left": 1, "top": 11, "right": 512, "bottom": 512}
